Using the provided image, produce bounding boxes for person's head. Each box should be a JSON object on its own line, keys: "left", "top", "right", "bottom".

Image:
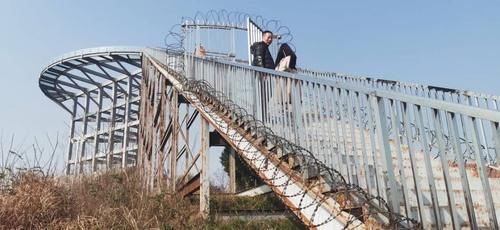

{"left": 262, "top": 30, "right": 273, "bottom": 45}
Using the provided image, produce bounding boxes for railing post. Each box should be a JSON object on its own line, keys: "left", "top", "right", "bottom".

{"left": 468, "top": 116, "right": 498, "bottom": 229}
{"left": 388, "top": 99, "right": 411, "bottom": 218}
{"left": 431, "top": 109, "right": 460, "bottom": 230}
{"left": 370, "top": 94, "right": 400, "bottom": 214}
{"left": 493, "top": 121, "right": 500, "bottom": 166}
{"left": 414, "top": 104, "right": 442, "bottom": 227}
{"left": 447, "top": 112, "right": 477, "bottom": 228}
{"left": 401, "top": 102, "right": 426, "bottom": 224}
{"left": 365, "top": 93, "right": 383, "bottom": 200}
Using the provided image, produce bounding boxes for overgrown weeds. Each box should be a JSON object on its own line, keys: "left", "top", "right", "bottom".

{"left": 0, "top": 168, "right": 204, "bottom": 229}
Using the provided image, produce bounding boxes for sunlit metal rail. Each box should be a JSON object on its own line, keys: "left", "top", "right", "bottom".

{"left": 297, "top": 68, "right": 500, "bottom": 112}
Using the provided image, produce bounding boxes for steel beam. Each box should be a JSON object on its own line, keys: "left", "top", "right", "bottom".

{"left": 92, "top": 88, "right": 103, "bottom": 172}
{"left": 65, "top": 99, "right": 78, "bottom": 175}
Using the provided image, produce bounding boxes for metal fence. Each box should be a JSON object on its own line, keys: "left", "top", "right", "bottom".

{"left": 145, "top": 47, "right": 500, "bottom": 229}
{"left": 298, "top": 68, "right": 500, "bottom": 112}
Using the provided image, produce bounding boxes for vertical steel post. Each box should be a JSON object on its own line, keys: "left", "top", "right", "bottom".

{"left": 329, "top": 86, "right": 343, "bottom": 173}
{"left": 432, "top": 109, "right": 459, "bottom": 230}
{"left": 490, "top": 96, "right": 500, "bottom": 164}
{"left": 66, "top": 99, "right": 78, "bottom": 175}
{"left": 184, "top": 106, "right": 190, "bottom": 183}
{"left": 366, "top": 93, "right": 383, "bottom": 201}
{"left": 92, "top": 88, "right": 103, "bottom": 172}
{"left": 229, "top": 148, "right": 236, "bottom": 193}
{"left": 468, "top": 116, "right": 498, "bottom": 229}
{"left": 447, "top": 112, "right": 477, "bottom": 228}
{"left": 170, "top": 89, "right": 179, "bottom": 193}
{"left": 401, "top": 102, "right": 425, "bottom": 223}
{"left": 107, "top": 81, "right": 118, "bottom": 170}
{"left": 414, "top": 105, "right": 442, "bottom": 227}
{"left": 230, "top": 27, "right": 236, "bottom": 61}
{"left": 354, "top": 92, "right": 372, "bottom": 193}
{"left": 493, "top": 121, "right": 500, "bottom": 165}
{"left": 122, "top": 76, "right": 132, "bottom": 168}
{"left": 247, "top": 17, "right": 252, "bottom": 65}
{"left": 292, "top": 80, "right": 304, "bottom": 147}
{"left": 200, "top": 117, "right": 210, "bottom": 218}
{"left": 346, "top": 90, "right": 360, "bottom": 184}
{"left": 389, "top": 99, "right": 410, "bottom": 217}
{"left": 78, "top": 94, "right": 90, "bottom": 175}
{"left": 472, "top": 97, "right": 492, "bottom": 162}
{"left": 370, "top": 94, "right": 400, "bottom": 213}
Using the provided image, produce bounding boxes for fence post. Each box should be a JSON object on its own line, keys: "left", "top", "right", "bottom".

{"left": 370, "top": 94, "right": 400, "bottom": 214}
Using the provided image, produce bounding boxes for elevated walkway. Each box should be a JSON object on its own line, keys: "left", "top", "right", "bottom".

{"left": 141, "top": 49, "right": 422, "bottom": 229}
{"left": 143, "top": 47, "right": 499, "bottom": 229}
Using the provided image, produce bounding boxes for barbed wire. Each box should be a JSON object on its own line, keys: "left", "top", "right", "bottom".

{"left": 340, "top": 103, "right": 496, "bottom": 164}
{"left": 147, "top": 53, "right": 422, "bottom": 229}
{"left": 164, "top": 10, "right": 295, "bottom": 59}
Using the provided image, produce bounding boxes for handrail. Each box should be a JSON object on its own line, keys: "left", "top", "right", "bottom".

{"left": 145, "top": 47, "right": 500, "bottom": 229}
{"left": 182, "top": 50, "right": 500, "bottom": 120}
{"left": 43, "top": 46, "right": 143, "bottom": 73}
{"left": 149, "top": 46, "right": 500, "bottom": 110}
{"left": 297, "top": 69, "right": 500, "bottom": 103}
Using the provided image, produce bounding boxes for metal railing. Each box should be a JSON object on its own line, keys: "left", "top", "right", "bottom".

{"left": 298, "top": 68, "right": 500, "bottom": 112}
{"left": 145, "top": 47, "right": 500, "bottom": 229}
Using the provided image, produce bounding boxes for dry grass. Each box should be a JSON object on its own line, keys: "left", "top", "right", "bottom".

{"left": 0, "top": 172, "right": 72, "bottom": 229}
{"left": 0, "top": 168, "right": 204, "bottom": 229}
{"left": 0, "top": 136, "right": 300, "bottom": 229}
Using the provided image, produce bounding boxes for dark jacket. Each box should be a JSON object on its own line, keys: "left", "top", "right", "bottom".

{"left": 250, "top": 41, "right": 275, "bottom": 69}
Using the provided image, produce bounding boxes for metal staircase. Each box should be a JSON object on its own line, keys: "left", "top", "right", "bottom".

{"left": 143, "top": 46, "right": 500, "bottom": 229}
{"left": 141, "top": 50, "right": 420, "bottom": 229}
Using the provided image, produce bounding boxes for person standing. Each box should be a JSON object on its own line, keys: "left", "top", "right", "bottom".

{"left": 250, "top": 30, "right": 275, "bottom": 69}
{"left": 250, "top": 30, "right": 275, "bottom": 122}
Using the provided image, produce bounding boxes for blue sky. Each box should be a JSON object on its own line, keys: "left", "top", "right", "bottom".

{"left": 1, "top": 0, "right": 499, "bottom": 169}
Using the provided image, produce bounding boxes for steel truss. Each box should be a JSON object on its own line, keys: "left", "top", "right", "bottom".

{"left": 39, "top": 47, "right": 143, "bottom": 175}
